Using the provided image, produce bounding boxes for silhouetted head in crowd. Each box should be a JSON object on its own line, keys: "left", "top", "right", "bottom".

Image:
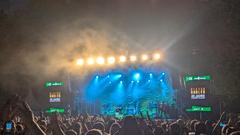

{"left": 234, "top": 120, "right": 240, "bottom": 131}
{"left": 169, "top": 122, "right": 180, "bottom": 135}
{"left": 93, "top": 122, "right": 105, "bottom": 133}
{"left": 72, "top": 122, "right": 82, "bottom": 135}
{"left": 109, "top": 122, "right": 121, "bottom": 135}
{"left": 106, "top": 119, "right": 116, "bottom": 133}
{"left": 161, "top": 122, "right": 167, "bottom": 130}
{"left": 153, "top": 126, "right": 164, "bottom": 135}
{"left": 205, "top": 120, "right": 214, "bottom": 134}
{"left": 177, "top": 119, "right": 184, "bottom": 127}
{"left": 226, "top": 127, "right": 237, "bottom": 135}
{"left": 65, "top": 129, "right": 77, "bottom": 135}
{"left": 85, "top": 129, "right": 103, "bottom": 135}
{"left": 190, "top": 120, "right": 198, "bottom": 131}
{"left": 119, "top": 116, "right": 144, "bottom": 135}
{"left": 222, "top": 125, "right": 228, "bottom": 135}
{"left": 230, "top": 131, "right": 240, "bottom": 135}
{"left": 15, "top": 124, "right": 24, "bottom": 135}
{"left": 194, "top": 122, "right": 206, "bottom": 135}
{"left": 228, "top": 113, "right": 238, "bottom": 127}
{"left": 143, "top": 124, "right": 154, "bottom": 135}
{"left": 37, "top": 120, "right": 47, "bottom": 127}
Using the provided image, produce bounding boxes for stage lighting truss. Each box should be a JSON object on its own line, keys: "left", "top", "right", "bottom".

{"left": 76, "top": 52, "right": 162, "bottom": 67}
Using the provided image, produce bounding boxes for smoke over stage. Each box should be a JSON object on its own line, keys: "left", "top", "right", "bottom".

{"left": 74, "top": 66, "right": 177, "bottom": 118}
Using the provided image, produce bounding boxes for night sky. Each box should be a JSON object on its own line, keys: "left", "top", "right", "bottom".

{"left": 0, "top": 0, "right": 240, "bottom": 105}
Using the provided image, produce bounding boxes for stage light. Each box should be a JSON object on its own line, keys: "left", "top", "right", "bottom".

{"left": 94, "top": 76, "right": 99, "bottom": 83}
{"left": 141, "top": 54, "right": 148, "bottom": 61}
{"left": 149, "top": 73, "right": 153, "bottom": 77}
{"left": 134, "top": 73, "right": 140, "bottom": 78}
{"left": 160, "top": 79, "right": 163, "bottom": 82}
{"left": 130, "top": 55, "right": 137, "bottom": 62}
{"left": 133, "top": 73, "right": 141, "bottom": 81}
{"left": 87, "top": 57, "right": 95, "bottom": 65}
{"left": 107, "top": 56, "right": 115, "bottom": 65}
{"left": 119, "top": 55, "right": 127, "bottom": 63}
{"left": 153, "top": 53, "right": 161, "bottom": 60}
{"left": 112, "top": 74, "right": 122, "bottom": 81}
{"left": 76, "top": 58, "right": 84, "bottom": 66}
{"left": 116, "top": 74, "right": 122, "bottom": 78}
{"left": 162, "top": 72, "right": 165, "bottom": 75}
{"left": 96, "top": 57, "right": 105, "bottom": 65}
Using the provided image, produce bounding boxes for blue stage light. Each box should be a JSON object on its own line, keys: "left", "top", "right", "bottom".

{"left": 162, "top": 72, "right": 165, "bottom": 75}
{"left": 110, "top": 74, "right": 122, "bottom": 82}
{"left": 116, "top": 74, "right": 122, "bottom": 78}
{"left": 160, "top": 79, "right": 163, "bottom": 82}
{"left": 149, "top": 73, "right": 153, "bottom": 79}
{"left": 133, "top": 73, "right": 141, "bottom": 81}
{"left": 93, "top": 75, "right": 100, "bottom": 84}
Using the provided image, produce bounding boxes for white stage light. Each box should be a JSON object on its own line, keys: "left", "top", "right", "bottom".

{"left": 141, "top": 54, "right": 148, "bottom": 61}
{"left": 153, "top": 53, "right": 161, "bottom": 60}
{"left": 76, "top": 58, "right": 84, "bottom": 66}
{"left": 107, "top": 56, "right": 115, "bottom": 64}
{"left": 119, "top": 55, "right": 127, "bottom": 63}
{"left": 130, "top": 55, "right": 137, "bottom": 62}
{"left": 87, "top": 57, "right": 95, "bottom": 65}
{"left": 96, "top": 57, "right": 105, "bottom": 65}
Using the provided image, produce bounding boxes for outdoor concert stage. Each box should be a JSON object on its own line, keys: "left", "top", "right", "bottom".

{"left": 73, "top": 66, "right": 177, "bottom": 118}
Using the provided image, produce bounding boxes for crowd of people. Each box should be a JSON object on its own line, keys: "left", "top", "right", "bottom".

{"left": 0, "top": 95, "right": 240, "bottom": 135}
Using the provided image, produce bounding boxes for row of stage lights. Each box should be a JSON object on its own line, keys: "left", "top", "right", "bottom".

{"left": 94, "top": 72, "right": 166, "bottom": 84}
{"left": 76, "top": 53, "right": 162, "bottom": 66}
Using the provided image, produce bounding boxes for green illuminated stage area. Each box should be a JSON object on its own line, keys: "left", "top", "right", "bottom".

{"left": 74, "top": 67, "right": 177, "bottom": 119}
